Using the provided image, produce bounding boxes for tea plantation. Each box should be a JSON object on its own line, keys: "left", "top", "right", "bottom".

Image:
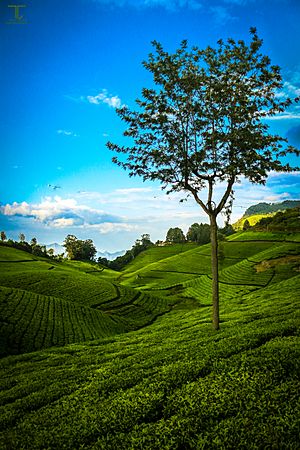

{"left": 0, "top": 248, "right": 171, "bottom": 356}
{"left": 0, "top": 232, "right": 299, "bottom": 449}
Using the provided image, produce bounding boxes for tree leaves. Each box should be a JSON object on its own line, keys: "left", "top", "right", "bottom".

{"left": 107, "top": 29, "right": 299, "bottom": 222}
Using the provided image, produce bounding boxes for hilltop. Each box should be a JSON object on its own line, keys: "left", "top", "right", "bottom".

{"left": 244, "top": 200, "right": 300, "bottom": 216}
{"left": 233, "top": 200, "right": 300, "bottom": 230}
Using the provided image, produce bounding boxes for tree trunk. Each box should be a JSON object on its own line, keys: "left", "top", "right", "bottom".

{"left": 209, "top": 213, "right": 220, "bottom": 330}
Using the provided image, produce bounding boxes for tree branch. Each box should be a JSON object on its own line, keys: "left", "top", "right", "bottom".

{"left": 185, "top": 184, "right": 209, "bottom": 214}
{"left": 215, "top": 176, "right": 235, "bottom": 215}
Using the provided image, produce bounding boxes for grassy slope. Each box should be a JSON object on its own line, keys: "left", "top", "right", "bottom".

{"left": 0, "top": 248, "right": 171, "bottom": 356}
{"left": 0, "top": 274, "right": 299, "bottom": 449}
{"left": 121, "top": 243, "right": 198, "bottom": 273}
{"left": 233, "top": 212, "right": 276, "bottom": 230}
{"left": 0, "top": 234, "right": 299, "bottom": 448}
{"left": 120, "top": 234, "right": 299, "bottom": 300}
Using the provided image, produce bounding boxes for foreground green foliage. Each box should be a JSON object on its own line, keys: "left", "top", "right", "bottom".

{"left": 0, "top": 231, "right": 299, "bottom": 448}
{"left": 0, "top": 274, "right": 299, "bottom": 449}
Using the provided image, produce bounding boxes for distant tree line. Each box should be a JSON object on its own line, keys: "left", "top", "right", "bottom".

{"left": 0, "top": 221, "right": 236, "bottom": 270}
{"left": 98, "top": 224, "right": 235, "bottom": 271}
{"left": 0, "top": 232, "right": 63, "bottom": 259}
{"left": 98, "top": 234, "right": 154, "bottom": 271}
{"left": 165, "top": 223, "right": 234, "bottom": 245}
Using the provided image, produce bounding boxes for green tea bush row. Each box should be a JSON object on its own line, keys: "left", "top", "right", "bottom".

{"left": 219, "top": 259, "right": 273, "bottom": 286}
{"left": 0, "top": 276, "right": 298, "bottom": 449}
{"left": 0, "top": 286, "right": 127, "bottom": 356}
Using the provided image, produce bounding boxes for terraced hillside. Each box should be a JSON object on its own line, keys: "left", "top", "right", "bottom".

{"left": 0, "top": 273, "right": 299, "bottom": 449}
{"left": 0, "top": 247, "right": 171, "bottom": 356}
{"left": 120, "top": 234, "right": 300, "bottom": 305}
{"left": 0, "top": 232, "right": 299, "bottom": 448}
{"left": 121, "top": 243, "right": 198, "bottom": 273}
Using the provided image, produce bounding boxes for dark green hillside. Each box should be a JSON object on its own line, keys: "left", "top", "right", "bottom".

{"left": 244, "top": 199, "right": 300, "bottom": 216}
{"left": 0, "top": 273, "right": 299, "bottom": 449}
{"left": 0, "top": 286, "right": 127, "bottom": 357}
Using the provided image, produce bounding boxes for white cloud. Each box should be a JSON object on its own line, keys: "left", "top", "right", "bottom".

{"left": 267, "top": 171, "right": 300, "bottom": 179}
{"left": 1, "top": 196, "right": 125, "bottom": 229}
{"left": 57, "top": 129, "right": 79, "bottom": 137}
{"left": 274, "top": 80, "right": 300, "bottom": 108}
{"left": 52, "top": 218, "right": 75, "bottom": 228}
{"left": 283, "top": 81, "right": 300, "bottom": 97}
{"left": 266, "top": 112, "right": 300, "bottom": 121}
{"left": 87, "top": 89, "right": 122, "bottom": 108}
{"left": 3, "top": 201, "right": 32, "bottom": 217}
{"left": 210, "top": 5, "right": 236, "bottom": 24}
{"left": 115, "top": 187, "right": 153, "bottom": 194}
{"left": 92, "top": 223, "right": 138, "bottom": 234}
{"left": 264, "top": 193, "right": 291, "bottom": 202}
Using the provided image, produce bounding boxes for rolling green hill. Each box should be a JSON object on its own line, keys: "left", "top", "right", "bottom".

{"left": 233, "top": 212, "right": 276, "bottom": 230}
{"left": 0, "top": 273, "right": 299, "bottom": 449}
{"left": 0, "top": 232, "right": 299, "bottom": 449}
{"left": 244, "top": 199, "right": 300, "bottom": 216}
{"left": 0, "top": 247, "right": 171, "bottom": 356}
{"left": 234, "top": 201, "right": 300, "bottom": 230}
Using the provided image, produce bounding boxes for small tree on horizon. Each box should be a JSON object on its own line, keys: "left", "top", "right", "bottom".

{"left": 19, "top": 233, "right": 26, "bottom": 243}
{"left": 166, "top": 227, "right": 186, "bottom": 243}
{"left": 0, "top": 231, "right": 6, "bottom": 242}
{"left": 243, "top": 219, "right": 251, "bottom": 231}
{"left": 107, "top": 29, "right": 299, "bottom": 330}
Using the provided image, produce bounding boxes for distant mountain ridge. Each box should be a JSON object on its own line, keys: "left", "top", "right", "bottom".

{"left": 244, "top": 200, "right": 300, "bottom": 217}
{"left": 96, "top": 250, "right": 126, "bottom": 261}
{"left": 45, "top": 243, "right": 125, "bottom": 261}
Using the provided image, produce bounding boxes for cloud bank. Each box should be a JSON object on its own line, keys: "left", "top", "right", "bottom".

{"left": 1, "top": 173, "right": 298, "bottom": 250}
{"left": 0, "top": 196, "right": 133, "bottom": 234}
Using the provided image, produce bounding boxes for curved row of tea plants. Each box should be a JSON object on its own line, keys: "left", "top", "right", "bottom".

{"left": 0, "top": 248, "right": 176, "bottom": 356}
{"left": 0, "top": 286, "right": 128, "bottom": 357}
{"left": 0, "top": 275, "right": 299, "bottom": 449}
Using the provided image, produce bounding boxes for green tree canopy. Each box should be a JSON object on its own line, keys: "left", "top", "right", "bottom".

{"left": 186, "top": 223, "right": 211, "bottom": 244}
{"left": 30, "top": 237, "right": 37, "bottom": 246}
{"left": 107, "top": 29, "right": 299, "bottom": 329}
{"left": 19, "top": 233, "right": 25, "bottom": 243}
{"left": 243, "top": 219, "right": 251, "bottom": 231}
{"left": 63, "top": 235, "right": 97, "bottom": 261}
{"left": 166, "top": 227, "right": 186, "bottom": 243}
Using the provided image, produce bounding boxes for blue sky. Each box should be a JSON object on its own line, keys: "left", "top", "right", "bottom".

{"left": 0, "top": 0, "right": 299, "bottom": 252}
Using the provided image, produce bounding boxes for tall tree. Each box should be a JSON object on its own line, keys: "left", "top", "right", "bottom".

{"left": 0, "top": 231, "right": 6, "bottom": 242}
{"left": 166, "top": 227, "right": 186, "bottom": 243}
{"left": 30, "top": 237, "right": 37, "bottom": 246}
{"left": 63, "top": 235, "right": 97, "bottom": 261}
{"left": 186, "top": 223, "right": 211, "bottom": 244}
{"left": 19, "top": 233, "right": 26, "bottom": 243}
{"left": 107, "top": 29, "right": 299, "bottom": 330}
